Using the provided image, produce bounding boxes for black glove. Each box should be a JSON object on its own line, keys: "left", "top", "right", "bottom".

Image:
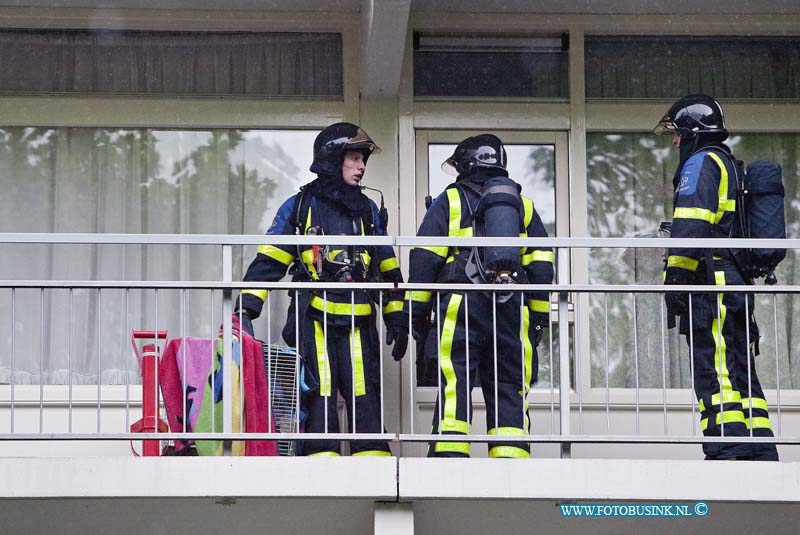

{"left": 664, "top": 291, "right": 689, "bottom": 317}
{"left": 386, "top": 324, "right": 409, "bottom": 361}
{"left": 233, "top": 310, "right": 255, "bottom": 337}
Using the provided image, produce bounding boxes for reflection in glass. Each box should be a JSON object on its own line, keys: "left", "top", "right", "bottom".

{"left": 0, "top": 127, "right": 318, "bottom": 385}
{"left": 587, "top": 132, "right": 800, "bottom": 390}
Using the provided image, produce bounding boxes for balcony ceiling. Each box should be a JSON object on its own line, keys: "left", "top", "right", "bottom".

{"left": 2, "top": 0, "right": 800, "bottom": 13}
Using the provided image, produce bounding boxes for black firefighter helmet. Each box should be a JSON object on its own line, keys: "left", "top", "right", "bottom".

{"left": 309, "top": 122, "right": 381, "bottom": 175}
{"left": 654, "top": 93, "right": 728, "bottom": 140}
{"left": 441, "top": 134, "right": 508, "bottom": 177}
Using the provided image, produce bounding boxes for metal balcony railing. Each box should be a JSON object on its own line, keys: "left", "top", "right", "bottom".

{"left": 0, "top": 233, "right": 799, "bottom": 458}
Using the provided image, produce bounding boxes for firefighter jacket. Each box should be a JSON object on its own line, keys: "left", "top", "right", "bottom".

{"left": 406, "top": 179, "right": 554, "bottom": 334}
{"left": 665, "top": 142, "right": 738, "bottom": 286}
{"left": 240, "top": 189, "right": 405, "bottom": 329}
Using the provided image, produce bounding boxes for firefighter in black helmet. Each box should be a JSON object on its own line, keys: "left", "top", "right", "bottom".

{"left": 236, "top": 122, "right": 408, "bottom": 457}
{"left": 406, "top": 134, "right": 554, "bottom": 458}
{"left": 656, "top": 94, "right": 777, "bottom": 461}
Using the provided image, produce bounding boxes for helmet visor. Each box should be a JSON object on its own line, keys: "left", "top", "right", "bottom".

{"left": 344, "top": 128, "right": 382, "bottom": 155}
{"left": 440, "top": 156, "right": 459, "bottom": 177}
{"left": 653, "top": 114, "right": 676, "bottom": 135}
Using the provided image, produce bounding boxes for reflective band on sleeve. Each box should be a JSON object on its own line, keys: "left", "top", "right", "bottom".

{"left": 259, "top": 244, "right": 294, "bottom": 266}
{"left": 405, "top": 290, "right": 432, "bottom": 303}
{"left": 351, "top": 326, "right": 366, "bottom": 396}
{"left": 379, "top": 257, "right": 399, "bottom": 272}
{"left": 489, "top": 446, "right": 530, "bottom": 459}
{"left": 440, "top": 294, "right": 463, "bottom": 429}
{"left": 352, "top": 450, "right": 392, "bottom": 457}
{"left": 434, "top": 441, "right": 471, "bottom": 455}
{"left": 440, "top": 419, "right": 471, "bottom": 434}
{"left": 745, "top": 416, "right": 772, "bottom": 430}
{"left": 527, "top": 299, "right": 550, "bottom": 313}
{"left": 667, "top": 255, "right": 700, "bottom": 272}
{"left": 383, "top": 301, "right": 404, "bottom": 314}
{"left": 741, "top": 397, "right": 769, "bottom": 412}
{"left": 314, "top": 321, "right": 332, "bottom": 397}
{"left": 522, "top": 250, "right": 554, "bottom": 266}
{"left": 673, "top": 207, "right": 716, "bottom": 223}
{"left": 242, "top": 289, "right": 268, "bottom": 301}
{"left": 308, "top": 451, "right": 340, "bottom": 457}
{"left": 310, "top": 296, "right": 372, "bottom": 316}
{"left": 416, "top": 245, "right": 449, "bottom": 258}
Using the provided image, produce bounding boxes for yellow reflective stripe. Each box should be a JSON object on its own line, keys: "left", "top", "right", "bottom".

{"left": 698, "top": 390, "right": 742, "bottom": 412}
{"left": 522, "top": 250, "right": 554, "bottom": 266}
{"left": 304, "top": 206, "right": 312, "bottom": 233}
{"left": 700, "top": 410, "right": 746, "bottom": 431}
{"left": 447, "top": 189, "right": 462, "bottom": 237}
{"left": 259, "top": 244, "right": 294, "bottom": 266}
{"left": 667, "top": 255, "right": 700, "bottom": 272}
{"left": 520, "top": 307, "right": 533, "bottom": 393}
{"left": 352, "top": 450, "right": 392, "bottom": 457}
{"left": 383, "top": 300, "right": 404, "bottom": 314}
{"left": 242, "top": 289, "right": 268, "bottom": 301}
{"left": 440, "top": 419, "right": 470, "bottom": 434}
{"left": 488, "top": 427, "right": 526, "bottom": 436}
{"left": 314, "top": 321, "right": 332, "bottom": 397}
{"left": 718, "top": 199, "right": 736, "bottom": 212}
{"left": 308, "top": 451, "right": 340, "bottom": 457}
{"left": 405, "top": 290, "right": 432, "bottom": 303}
{"left": 745, "top": 416, "right": 772, "bottom": 430}
{"left": 527, "top": 299, "right": 549, "bottom": 314}
{"left": 310, "top": 296, "right": 372, "bottom": 316}
{"left": 489, "top": 446, "right": 530, "bottom": 459}
{"left": 300, "top": 248, "right": 320, "bottom": 280}
{"left": 741, "top": 397, "right": 769, "bottom": 412}
{"left": 351, "top": 326, "right": 366, "bottom": 396}
{"left": 715, "top": 270, "right": 726, "bottom": 286}
{"left": 360, "top": 250, "right": 371, "bottom": 267}
{"left": 440, "top": 294, "right": 463, "bottom": 428}
{"left": 379, "top": 257, "right": 399, "bottom": 272}
{"left": 707, "top": 152, "right": 730, "bottom": 224}
{"left": 712, "top": 287, "right": 733, "bottom": 395}
{"left": 434, "top": 441, "right": 470, "bottom": 455}
{"left": 522, "top": 196, "right": 534, "bottom": 228}
{"left": 673, "top": 207, "right": 716, "bottom": 223}
{"left": 416, "top": 245, "right": 449, "bottom": 258}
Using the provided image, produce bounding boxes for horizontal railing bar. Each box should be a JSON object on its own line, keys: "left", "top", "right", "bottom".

{"left": 0, "top": 233, "right": 390, "bottom": 246}
{"left": 0, "top": 281, "right": 794, "bottom": 293}
{"left": 1, "top": 233, "right": 799, "bottom": 249}
{"left": 0, "top": 433, "right": 796, "bottom": 445}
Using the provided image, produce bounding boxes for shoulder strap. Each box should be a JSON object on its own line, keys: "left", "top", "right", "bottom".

{"left": 290, "top": 184, "right": 314, "bottom": 235}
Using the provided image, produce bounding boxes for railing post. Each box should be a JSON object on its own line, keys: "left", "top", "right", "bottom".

{"left": 222, "top": 244, "right": 233, "bottom": 455}
{"left": 557, "top": 246, "right": 571, "bottom": 458}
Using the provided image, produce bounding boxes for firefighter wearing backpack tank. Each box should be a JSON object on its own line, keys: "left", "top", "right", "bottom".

{"left": 236, "top": 122, "right": 408, "bottom": 457}
{"left": 656, "top": 94, "right": 778, "bottom": 461}
{"left": 406, "top": 134, "right": 554, "bottom": 458}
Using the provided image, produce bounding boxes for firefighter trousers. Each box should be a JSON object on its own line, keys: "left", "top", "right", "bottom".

{"left": 425, "top": 291, "right": 539, "bottom": 458}
{"left": 297, "top": 315, "right": 391, "bottom": 457}
{"left": 684, "top": 269, "right": 778, "bottom": 461}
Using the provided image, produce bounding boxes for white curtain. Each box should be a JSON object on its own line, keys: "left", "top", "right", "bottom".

{"left": 0, "top": 127, "right": 317, "bottom": 384}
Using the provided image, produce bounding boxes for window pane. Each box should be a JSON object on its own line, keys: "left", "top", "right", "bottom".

{"left": 0, "top": 127, "right": 318, "bottom": 385}
{"left": 586, "top": 132, "right": 800, "bottom": 390}
{"left": 414, "top": 35, "right": 568, "bottom": 98}
{"left": 0, "top": 30, "right": 342, "bottom": 96}
{"left": 586, "top": 37, "right": 800, "bottom": 99}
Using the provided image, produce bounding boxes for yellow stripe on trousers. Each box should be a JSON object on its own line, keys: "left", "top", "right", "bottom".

{"left": 440, "top": 294, "right": 463, "bottom": 430}
{"left": 314, "top": 321, "right": 332, "bottom": 397}
{"left": 351, "top": 326, "right": 366, "bottom": 396}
